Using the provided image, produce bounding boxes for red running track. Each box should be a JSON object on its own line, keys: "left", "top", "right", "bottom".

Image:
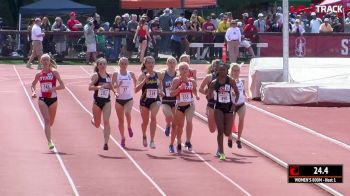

{"left": 0, "top": 64, "right": 347, "bottom": 195}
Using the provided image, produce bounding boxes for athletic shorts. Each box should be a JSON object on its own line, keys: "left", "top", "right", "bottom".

{"left": 94, "top": 99, "right": 110, "bottom": 110}
{"left": 39, "top": 97, "right": 57, "bottom": 107}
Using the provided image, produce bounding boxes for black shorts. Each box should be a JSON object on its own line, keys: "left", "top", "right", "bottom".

{"left": 139, "top": 37, "right": 147, "bottom": 43}
{"left": 162, "top": 101, "right": 176, "bottom": 108}
{"left": 207, "top": 100, "right": 215, "bottom": 109}
{"left": 215, "top": 104, "right": 234, "bottom": 114}
{"left": 140, "top": 98, "right": 160, "bottom": 109}
{"left": 176, "top": 104, "right": 191, "bottom": 114}
{"left": 234, "top": 103, "right": 245, "bottom": 113}
{"left": 94, "top": 99, "right": 110, "bottom": 110}
{"left": 116, "top": 98, "right": 132, "bottom": 106}
{"left": 39, "top": 97, "right": 57, "bottom": 107}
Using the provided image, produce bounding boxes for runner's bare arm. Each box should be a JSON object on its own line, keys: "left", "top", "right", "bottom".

{"left": 199, "top": 75, "right": 211, "bottom": 95}
{"left": 31, "top": 73, "right": 40, "bottom": 98}
{"left": 192, "top": 80, "right": 200, "bottom": 100}
{"left": 88, "top": 73, "right": 101, "bottom": 91}
{"left": 130, "top": 72, "right": 138, "bottom": 92}
{"left": 52, "top": 70, "right": 65, "bottom": 91}
{"left": 207, "top": 79, "right": 216, "bottom": 100}
{"left": 135, "top": 73, "right": 147, "bottom": 93}
{"left": 170, "top": 78, "right": 181, "bottom": 97}
{"left": 230, "top": 78, "right": 239, "bottom": 103}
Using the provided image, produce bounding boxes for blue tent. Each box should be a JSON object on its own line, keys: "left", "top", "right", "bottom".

{"left": 20, "top": 0, "right": 96, "bottom": 16}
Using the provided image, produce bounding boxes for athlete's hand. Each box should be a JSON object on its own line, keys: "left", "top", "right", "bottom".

{"left": 180, "top": 83, "right": 186, "bottom": 89}
{"left": 159, "top": 91, "right": 165, "bottom": 98}
{"left": 114, "top": 91, "right": 119, "bottom": 98}
{"left": 31, "top": 92, "right": 37, "bottom": 98}
{"left": 118, "top": 80, "right": 123, "bottom": 87}
{"left": 102, "top": 83, "right": 111, "bottom": 89}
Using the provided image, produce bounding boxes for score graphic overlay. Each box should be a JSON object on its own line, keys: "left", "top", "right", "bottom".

{"left": 288, "top": 165, "right": 342, "bottom": 183}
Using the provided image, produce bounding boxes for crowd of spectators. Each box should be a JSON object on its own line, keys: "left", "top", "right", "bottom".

{"left": 1, "top": 5, "right": 350, "bottom": 62}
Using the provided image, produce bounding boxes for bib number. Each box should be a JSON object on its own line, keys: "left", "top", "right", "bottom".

{"left": 218, "top": 92, "right": 230, "bottom": 103}
{"left": 41, "top": 82, "right": 52, "bottom": 92}
{"left": 146, "top": 89, "right": 158, "bottom": 98}
{"left": 179, "top": 92, "right": 192, "bottom": 102}
{"left": 98, "top": 88, "right": 110, "bottom": 98}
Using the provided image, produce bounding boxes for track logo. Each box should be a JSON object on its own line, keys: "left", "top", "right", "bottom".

{"left": 289, "top": 166, "right": 300, "bottom": 176}
{"left": 295, "top": 36, "right": 306, "bottom": 57}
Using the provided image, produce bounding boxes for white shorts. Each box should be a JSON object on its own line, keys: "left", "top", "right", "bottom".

{"left": 240, "top": 40, "right": 251, "bottom": 48}
{"left": 86, "top": 43, "right": 97, "bottom": 52}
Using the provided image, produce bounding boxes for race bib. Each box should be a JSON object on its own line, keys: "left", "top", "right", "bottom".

{"left": 165, "top": 88, "right": 171, "bottom": 97}
{"left": 41, "top": 82, "right": 52, "bottom": 92}
{"left": 218, "top": 92, "right": 230, "bottom": 103}
{"left": 179, "top": 92, "right": 192, "bottom": 102}
{"left": 98, "top": 88, "right": 110, "bottom": 98}
{"left": 146, "top": 89, "right": 158, "bottom": 98}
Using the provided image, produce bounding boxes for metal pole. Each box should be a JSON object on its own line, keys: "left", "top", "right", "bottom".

{"left": 282, "top": 0, "right": 289, "bottom": 82}
{"left": 17, "top": 13, "right": 21, "bottom": 50}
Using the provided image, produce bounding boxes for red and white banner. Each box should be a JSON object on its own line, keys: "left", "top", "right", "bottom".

{"left": 259, "top": 33, "right": 350, "bottom": 57}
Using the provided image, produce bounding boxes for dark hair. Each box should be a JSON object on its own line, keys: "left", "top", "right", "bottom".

{"left": 140, "top": 56, "right": 155, "bottom": 72}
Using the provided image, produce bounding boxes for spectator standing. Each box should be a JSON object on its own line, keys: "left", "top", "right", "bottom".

{"left": 84, "top": 18, "right": 97, "bottom": 64}
{"left": 149, "top": 17, "right": 162, "bottom": 59}
{"left": 210, "top": 13, "right": 219, "bottom": 29}
{"left": 24, "top": 19, "right": 35, "bottom": 61}
{"left": 319, "top": 18, "right": 333, "bottom": 33}
{"left": 41, "top": 17, "right": 52, "bottom": 54}
{"left": 96, "top": 27, "right": 106, "bottom": 58}
{"left": 254, "top": 13, "right": 266, "bottom": 32}
{"left": 292, "top": 19, "right": 305, "bottom": 36}
{"left": 243, "top": 18, "right": 258, "bottom": 43}
{"left": 344, "top": 12, "right": 350, "bottom": 33}
{"left": 26, "top": 18, "right": 45, "bottom": 69}
{"left": 110, "top": 15, "right": 124, "bottom": 62}
{"left": 133, "top": 18, "right": 151, "bottom": 63}
{"left": 202, "top": 16, "right": 216, "bottom": 60}
{"left": 310, "top": 12, "right": 322, "bottom": 33}
{"left": 225, "top": 20, "right": 241, "bottom": 63}
{"left": 51, "top": 17, "right": 68, "bottom": 59}
{"left": 159, "top": 8, "right": 172, "bottom": 53}
{"left": 66, "top": 12, "right": 83, "bottom": 57}
{"left": 126, "top": 14, "right": 138, "bottom": 58}
{"left": 120, "top": 13, "right": 130, "bottom": 57}
{"left": 332, "top": 18, "right": 343, "bottom": 32}
{"left": 171, "top": 19, "right": 185, "bottom": 59}
{"left": 215, "top": 15, "right": 230, "bottom": 58}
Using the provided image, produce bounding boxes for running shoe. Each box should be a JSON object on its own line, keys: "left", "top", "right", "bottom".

{"left": 232, "top": 125, "right": 238, "bottom": 133}
{"left": 48, "top": 141, "right": 54, "bottom": 150}
{"left": 149, "top": 141, "right": 156, "bottom": 149}
{"left": 169, "top": 145, "right": 175, "bottom": 153}
{"left": 121, "top": 138, "right": 126, "bottom": 148}
{"left": 236, "top": 140, "right": 242, "bottom": 149}
{"left": 128, "top": 128, "right": 133, "bottom": 138}
{"left": 228, "top": 139, "right": 233, "bottom": 148}
{"left": 185, "top": 141, "right": 192, "bottom": 151}
{"left": 165, "top": 126, "right": 170, "bottom": 137}
{"left": 142, "top": 136, "right": 148, "bottom": 147}
{"left": 177, "top": 144, "right": 182, "bottom": 153}
{"left": 216, "top": 150, "right": 220, "bottom": 158}
{"left": 103, "top": 143, "right": 109, "bottom": 150}
{"left": 219, "top": 153, "right": 226, "bottom": 161}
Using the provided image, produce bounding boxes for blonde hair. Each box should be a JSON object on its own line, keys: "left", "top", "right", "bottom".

{"left": 166, "top": 56, "right": 177, "bottom": 65}
{"left": 177, "top": 62, "right": 189, "bottom": 71}
{"left": 40, "top": 54, "right": 57, "bottom": 68}
{"left": 118, "top": 57, "right": 129, "bottom": 66}
{"left": 179, "top": 54, "right": 190, "bottom": 63}
{"left": 229, "top": 63, "right": 242, "bottom": 76}
{"left": 94, "top": 57, "right": 107, "bottom": 72}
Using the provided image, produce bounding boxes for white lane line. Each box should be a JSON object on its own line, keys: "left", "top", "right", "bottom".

{"left": 132, "top": 107, "right": 251, "bottom": 196}
{"left": 65, "top": 86, "right": 166, "bottom": 196}
{"left": 246, "top": 103, "right": 350, "bottom": 151}
{"left": 14, "top": 66, "right": 80, "bottom": 196}
{"left": 79, "top": 65, "right": 250, "bottom": 195}
{"left": 194, "top": 111, "right": 343, "bottom": 196}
